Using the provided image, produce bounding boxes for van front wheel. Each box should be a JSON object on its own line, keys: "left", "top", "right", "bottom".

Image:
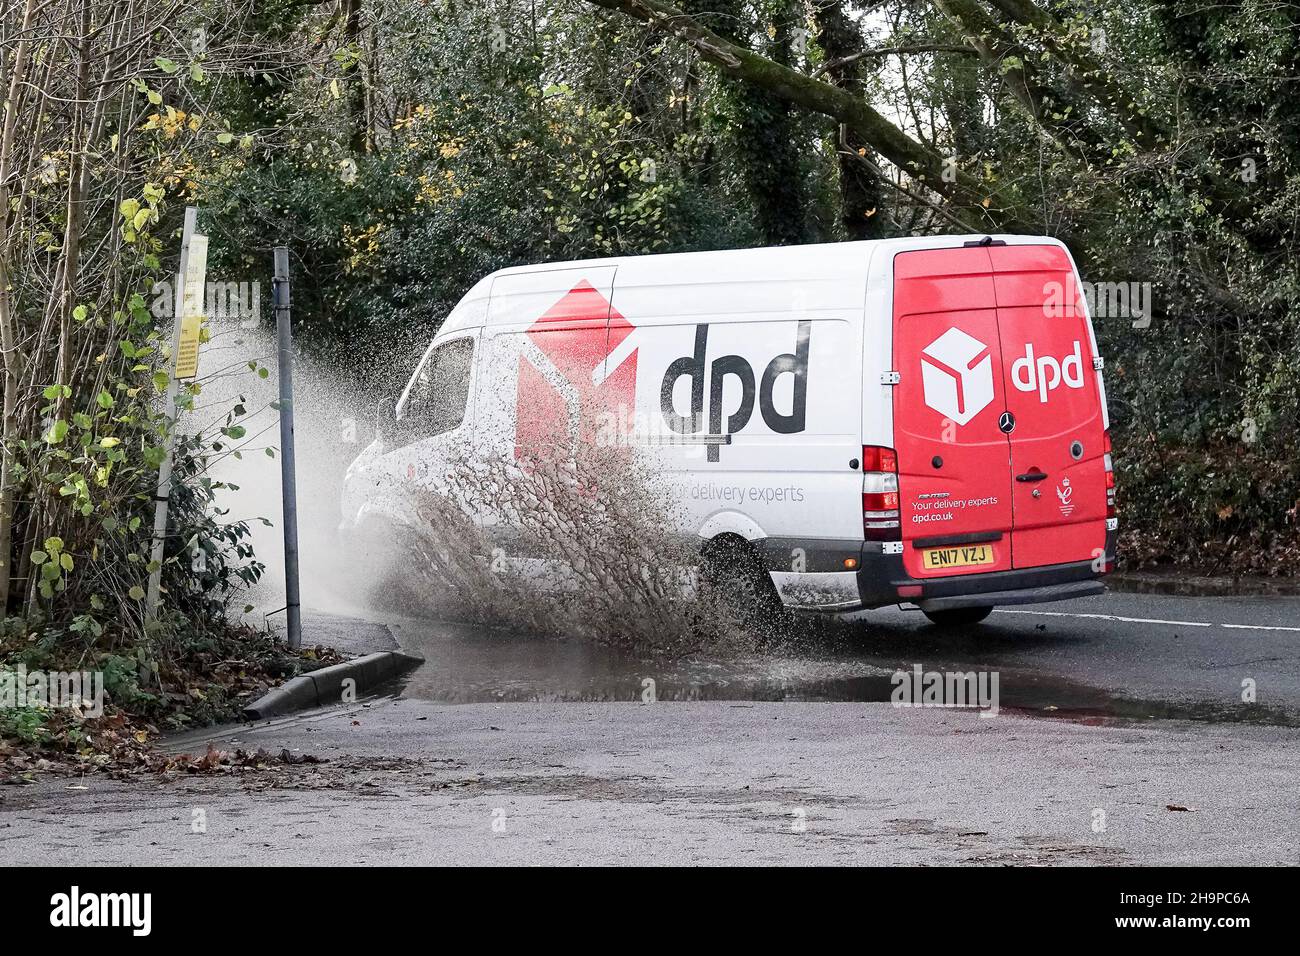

{"left": 922, "top": 606, "right": 993, "bottom": 627}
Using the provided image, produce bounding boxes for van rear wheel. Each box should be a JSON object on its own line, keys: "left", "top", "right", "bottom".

{"left": 700, "top": 537, "right": 789, "bottom": 636}
{"left": 922, "top": 606, "right": 993, "bottom": 627}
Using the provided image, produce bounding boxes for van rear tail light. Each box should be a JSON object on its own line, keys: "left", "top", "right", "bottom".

{"left": 862, "top": 446, "right": 898, "bottom": 472}
{"left": 863, "top": 445, "right": 901, "bottom": 541}
{"left": 1103, "top": 430, "right": 1117, "bottom": 519}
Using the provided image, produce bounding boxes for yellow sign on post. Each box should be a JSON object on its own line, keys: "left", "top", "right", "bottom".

{"left": 174, "top": 314, "right": 202, "bottom": 380}
{"left": 174, "top": 233, "right": 208, "bottom": 380}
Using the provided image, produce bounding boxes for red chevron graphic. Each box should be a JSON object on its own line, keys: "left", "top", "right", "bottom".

{"left": 514, "top": 281, "right": 637, "bottom": 462}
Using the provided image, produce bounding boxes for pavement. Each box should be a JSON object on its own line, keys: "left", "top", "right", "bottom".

{"left": 1, "top": 698, "right": 1295, "bottom": 865}
{"left": 2, "top": 588, "right": 1297, "bottom": 866}
{"left": 1108, "top": 569, "right": 1300, "bottom": 597}
{"left": 290, "top": 611, "right": 399, "bottom": 658}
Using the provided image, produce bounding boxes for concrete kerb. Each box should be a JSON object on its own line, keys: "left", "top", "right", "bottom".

{"left": 243, "top": 651, "right": 422, "bottom": 721}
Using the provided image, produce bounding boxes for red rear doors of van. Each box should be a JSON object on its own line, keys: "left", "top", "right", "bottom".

{"left": 891, "top": 243, "right": 1106, "bottom": 579}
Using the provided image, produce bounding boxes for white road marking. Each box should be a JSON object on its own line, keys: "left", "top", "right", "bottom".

{"left": 994, "top": 608, "right": 1300, "bottom": 632}
{"left": 994, "top": 609, "right": 1212, "bottom": 627}
{"left": 1220, "top": 623, "right": 1300, "bottom": 633}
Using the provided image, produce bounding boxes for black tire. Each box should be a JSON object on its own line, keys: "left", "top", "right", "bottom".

{"left": 922, "top": 605, "right": 994, "bottom": 627}
{"left": 700, "top": 537, "right": 790, "bottom": 636}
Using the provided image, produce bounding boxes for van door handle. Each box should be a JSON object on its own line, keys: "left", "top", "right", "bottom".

{"left": 1015, "top": 471, "right": 1048, "bottom": 483}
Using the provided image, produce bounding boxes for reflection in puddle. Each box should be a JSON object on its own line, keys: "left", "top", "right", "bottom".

{"left": 389, "top": 617, "right": 1299, "bottom": 726}
{"left": 394, "top": 618, "right": 888, "bottom": 702}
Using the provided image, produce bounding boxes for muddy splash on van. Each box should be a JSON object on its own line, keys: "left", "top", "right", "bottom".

{"left": 350, "top": 439, "right": 766, "bottom": 655}
{"left": 206, "top": 321, "right": 770, "bottom": 655}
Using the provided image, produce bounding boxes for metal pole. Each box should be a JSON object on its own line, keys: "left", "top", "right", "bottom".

{"left": 273, "top": 247, "right": 302, "bottom": 650}
{"left": 145, "top": 206, "right": 197, "bottom": 622}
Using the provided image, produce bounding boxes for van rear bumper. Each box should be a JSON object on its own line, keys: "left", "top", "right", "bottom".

{"left": 855, "top": 531, "right": 1115, "bottom": 610}
{"left": 915, "top": 579, "right": 1103, "bottom": 612}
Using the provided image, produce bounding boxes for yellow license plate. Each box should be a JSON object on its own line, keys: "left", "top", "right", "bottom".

{"left": 921, "top": 544, "right": 996, "bottom": 570}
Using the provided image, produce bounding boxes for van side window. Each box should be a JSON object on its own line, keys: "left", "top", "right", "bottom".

{"left": 403, "top": 337, "right": 474, "bottom": 437}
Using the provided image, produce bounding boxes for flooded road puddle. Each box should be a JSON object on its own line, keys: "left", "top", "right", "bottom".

{"left": 387, "top": 616, "right": 1299, "bottom": 726}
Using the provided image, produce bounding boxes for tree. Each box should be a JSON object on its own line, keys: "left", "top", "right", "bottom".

{"left": 582, "top": 0, "right": 1300, "bottom": 568}
{"left": 0, "top": 0, "right": 268, "bottom": 639}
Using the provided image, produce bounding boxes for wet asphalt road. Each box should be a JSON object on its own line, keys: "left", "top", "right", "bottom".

{"left": 390, "top": 589, "right": 1300, "bottom": 724}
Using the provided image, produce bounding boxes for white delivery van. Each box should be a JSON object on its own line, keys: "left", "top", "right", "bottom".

{"left": 341, "top": 234, "right": 1116, "bottom": 625}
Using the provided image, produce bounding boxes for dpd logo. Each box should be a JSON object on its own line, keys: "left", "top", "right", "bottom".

{"left": 1011, "top": 341, "right": 1085, "bottom": 403}
{"left": 660, "top": 321, "right": 811, "bottom": 462}
{"left": 919, "top": 327, "right": 994, "bottom": 426}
